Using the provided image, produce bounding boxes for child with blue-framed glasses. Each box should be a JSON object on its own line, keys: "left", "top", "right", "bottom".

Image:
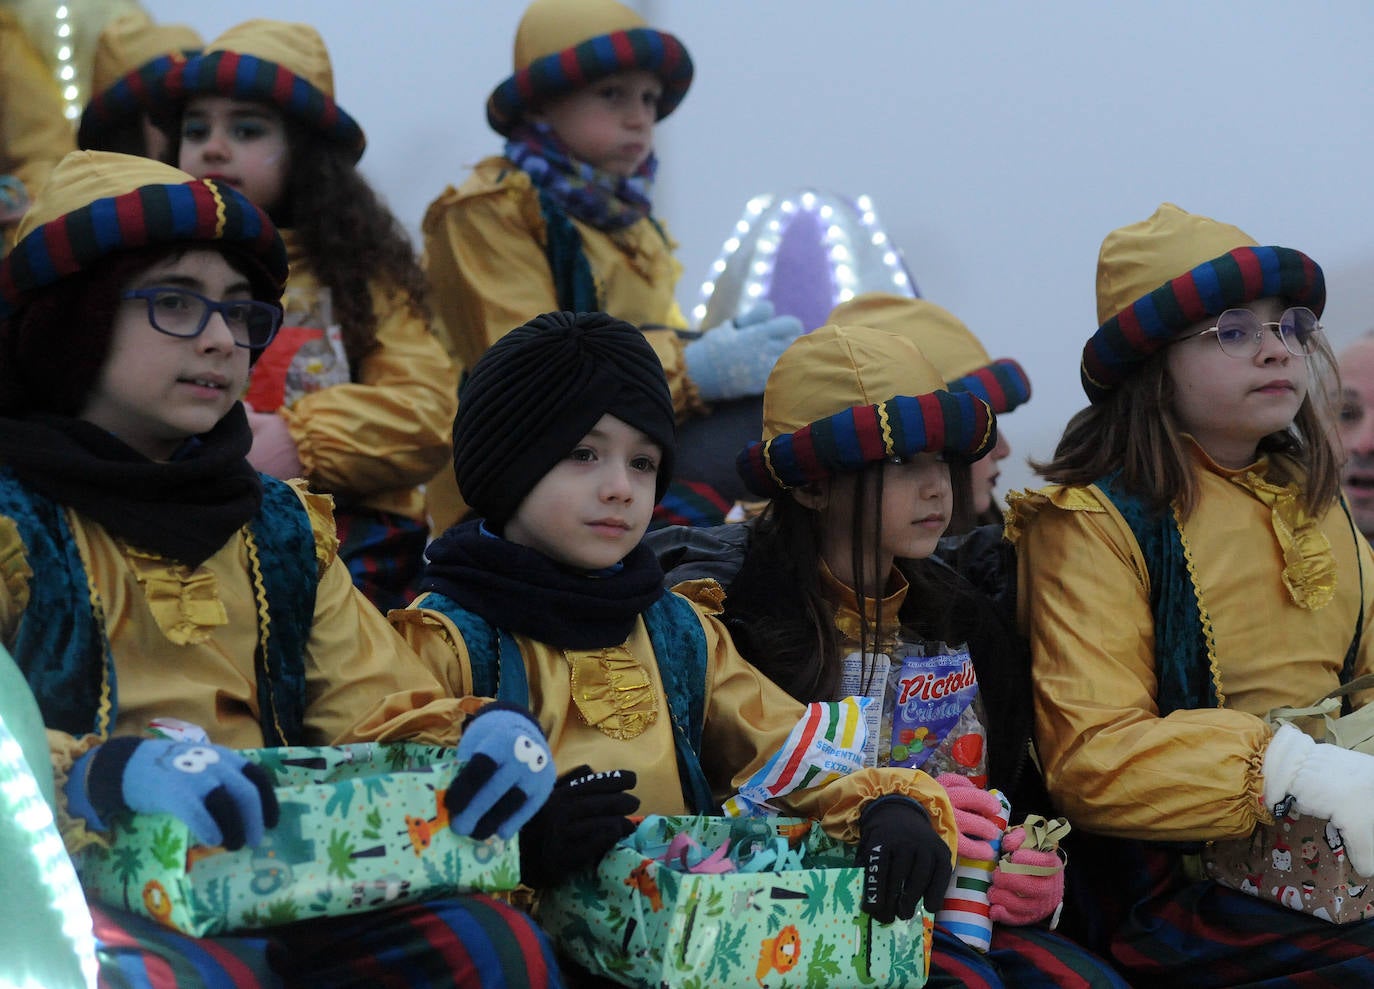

{"left": 0, "top": 150, "right": 566, "bottom": 988}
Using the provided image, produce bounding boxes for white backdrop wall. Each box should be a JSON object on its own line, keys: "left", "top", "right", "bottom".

{"left": 144, "top": 0, "right": 1374, "bottom": 498}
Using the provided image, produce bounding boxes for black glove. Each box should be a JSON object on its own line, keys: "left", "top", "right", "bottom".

{"left": 519, "top": 764, "right": 639, "bottom": 889}
{"left": 855, "top": 796, "right": 953, "bottom": 923}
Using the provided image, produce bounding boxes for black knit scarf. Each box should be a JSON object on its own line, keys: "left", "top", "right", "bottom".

{"left": 420, "top": 519, "right": 666, "bottom": 650}
{"left": 0, "top": 404, "right": 263, "bottom": 567}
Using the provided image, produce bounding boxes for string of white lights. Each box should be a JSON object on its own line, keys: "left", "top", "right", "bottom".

{"left": 51, "top": 4, "right": 81, "bottom": 121}
{"left": 693, "top": 188, "right": 912, "bottom": 328}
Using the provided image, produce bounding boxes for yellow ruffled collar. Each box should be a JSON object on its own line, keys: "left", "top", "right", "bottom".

{"left": 565, "top": 642, "right": 659, "bottom": 740}
{"left": 121, "top": 544, "right": 229, "bottom": 645}
{"left": 1188, "top": 439, "right": 1335, "bottom": 611}
{"left": 819, "top": 561, "right": 908, "bottom": 645}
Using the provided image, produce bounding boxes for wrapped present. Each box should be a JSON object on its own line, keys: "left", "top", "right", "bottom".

{"left": 537, "top": 814, "right": 932, "bottom": 988}
{"left": 1204, "top": 808, "right": 1374, "bottom": 923}
{"left": 1205, "top": 676, "right": 1374, "bottom": 924}
{"left": 75, "top": 742, "right": 519, "bottom": 936}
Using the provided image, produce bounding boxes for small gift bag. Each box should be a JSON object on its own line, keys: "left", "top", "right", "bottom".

{"left": 537, "top": 815, "right": 933, "bottom": 989}
{"left": 75, "top": 742, "right": 520, "bottom": 935}
{"left": 1204, "top": 676, "right": 1374, "bottom": 924}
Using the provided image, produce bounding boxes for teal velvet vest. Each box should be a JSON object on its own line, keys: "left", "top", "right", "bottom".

{"left": 1095, "top": 471, "right": 1216, "bottom": 716}
{"left": 423, "top": 589, "right": 716, "bottom": 814}
{"left": 0, "top": 470, "right": 318, "bottom": 745}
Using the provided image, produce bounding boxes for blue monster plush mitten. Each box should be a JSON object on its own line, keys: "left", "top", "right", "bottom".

{"left": 447, "top": 702, "right": 556, "bottom": 841}
{"left": 684, "top": 300, "right": 803, "bottom": 402}
{"left": 65, "top": 737, "right": 279, "bottom": 850}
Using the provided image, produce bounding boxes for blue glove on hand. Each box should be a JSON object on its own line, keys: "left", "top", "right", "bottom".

{"left": 856, "top": 796, "right": 953, "bottom": 924}
{"left": 66, "top": 737, "right": 279, "bottom": 850}
{"left": 447, "top": 702, "right": 556, "bottom": 841}
{"left": 683, "top": 300, "right": 803, "bottom": 402}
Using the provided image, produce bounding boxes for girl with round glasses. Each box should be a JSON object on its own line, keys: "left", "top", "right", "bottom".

{"left": 1010, "top": 203, "right": 1374, "bottom": 982}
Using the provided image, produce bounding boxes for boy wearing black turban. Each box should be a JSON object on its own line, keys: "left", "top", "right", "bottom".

{"left": 394, "top": 310, "right": 961, "bottom": 928}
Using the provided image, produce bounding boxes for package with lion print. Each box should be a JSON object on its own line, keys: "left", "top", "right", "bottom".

{"left": 537, "top": 814, "right": 932, "bottom": 988}
{"left": 75, "top": 742, "right": 520, "bottom": 935}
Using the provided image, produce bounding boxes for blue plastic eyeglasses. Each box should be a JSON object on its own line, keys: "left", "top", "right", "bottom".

{"left": 1173, "top": 307, "right": 1322, "bottom": 359}
{"left": 121, "top": 287, "right": 283, "bottom": 350}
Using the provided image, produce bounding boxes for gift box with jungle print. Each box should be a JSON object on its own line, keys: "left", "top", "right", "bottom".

{"left": 537, "top": 814, "right": 932, "bottom": 988}
{"left": 75, "top": 742, "right": 520, "bottom": 935}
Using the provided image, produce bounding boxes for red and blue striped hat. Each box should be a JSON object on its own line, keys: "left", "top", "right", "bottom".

{"left": 1082, "top": 203, "right": 1324, "bottom": 404}
{"left": 156, "top": 20, "right": 365, "bottom": 162}
{"left": 737, "top": 325, "right": 997, "bottom": 499}
{"left": 78, "top": 16, "right": 202, "bottom": 151}
{"left": 0, "top": 151, "right": 287, "bottom": 318}
{"left": 828, "top": 294, "right": 1032, "bottom": 415}
{"left": 487, "top": 0, "right": 693, "bottom": 137}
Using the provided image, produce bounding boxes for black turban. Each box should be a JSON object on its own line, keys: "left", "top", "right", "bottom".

{"left": 452, "top": 311, "right": 676, "bottom": 528}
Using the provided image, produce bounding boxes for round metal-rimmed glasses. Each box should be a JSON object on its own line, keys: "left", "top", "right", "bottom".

{"left": 1173, "top": 306, "right": 1321, "bottom": 359}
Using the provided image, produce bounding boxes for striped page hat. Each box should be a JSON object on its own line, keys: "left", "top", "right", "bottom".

{"left": 0, "top": 151, "right": 286, "bottom": 318}
{"left": 737, "top": 324, "right": 996, "bottom": 499}
{"left": 1082, "top": 203, "right": 1324, "bottom": 404}
{"left": 78, "top": 15, "right": 202, "bottom": 151}
{"left": 828, "top": 294, "right": 1032, "bottom": 414}
{"left": 156, "top": 19, "right": 365, "bottom": 161}
{"left": 487, "top": 0, "right": 692, "bottom": 137}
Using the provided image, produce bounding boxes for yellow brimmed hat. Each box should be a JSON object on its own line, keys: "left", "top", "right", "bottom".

{"left": 487, "top": 0, "right": 693, "bottom": 137}
{"left": 737, "top": 324, "right": 996, "bottom": 498}
{"left": 1082, "top": 203, "right": 1324, "bottom": 403}
{"left": 828, "top": 294, "right": 1031, "bottom": 415}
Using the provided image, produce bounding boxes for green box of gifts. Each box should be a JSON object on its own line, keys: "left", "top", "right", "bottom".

{"left": 76, "top": 742, "right": 520, "bottom": 935}
{"left": 537, "top": 814, "right": 932, "bottom": 988}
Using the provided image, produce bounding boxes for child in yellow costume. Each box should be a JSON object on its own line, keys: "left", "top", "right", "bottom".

{"left": 158, "top": 19, "right": 458, "bottom": 612}
{"left": 393, "top": 310, "right": 957, "bottom": 932}
{"left": 0, "top": 150, "right": 563, "bottom": 987}
{"left": 1013, "top": 203, "right": 1374, "bottom": 983}
{"left": 422, "top": 0, "right": 801, "bottom": 532}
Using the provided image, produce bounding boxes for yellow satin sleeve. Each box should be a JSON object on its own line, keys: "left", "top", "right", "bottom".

{"left": 275, "top": 238, "right": 458, "bottom": 523}
{"left": 392, "top": 579, "right": 958, "bottom": 861}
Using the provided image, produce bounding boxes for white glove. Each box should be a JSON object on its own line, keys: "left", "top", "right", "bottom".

{"left": 683, "top": 300, "right": 802, "bottom": 402}
{"left": 1263, "top": 723, "right": 1374, "bottom": 875}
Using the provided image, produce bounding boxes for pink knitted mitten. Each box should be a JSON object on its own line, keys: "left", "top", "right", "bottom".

{"left": 938, "top": 773, "right": 1006, "bottom": 859}
{"left": 988, "top": 817, "right": 1068, "bottom": 926}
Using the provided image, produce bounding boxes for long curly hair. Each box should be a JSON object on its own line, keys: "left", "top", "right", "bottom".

{"left": 273, "top": 122, "right": 430, "bottom": 367}
{"left": 166, "top": 114, "right": 430, "bottom": 370}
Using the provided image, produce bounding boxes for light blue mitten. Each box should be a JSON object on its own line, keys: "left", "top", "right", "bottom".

{"left": 447, "top": 702, "right": 556, "bottom": 841}
{"left": 65, "top": 737, "right": 279, "bottom": 850}
{"left": 684, "top": 300, "right": 803, "bottom": 401}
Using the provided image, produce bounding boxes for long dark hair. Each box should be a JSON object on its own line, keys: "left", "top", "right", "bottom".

{"left": 272, "top": 122, "right": 430, "bottom": 367}
{"left": 724, "top": 460, "right": 973, "bottom": 703}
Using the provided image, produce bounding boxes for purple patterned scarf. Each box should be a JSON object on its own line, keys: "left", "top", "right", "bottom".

{"left": 504, "top": 121, "right": 656, "bottom": 232}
